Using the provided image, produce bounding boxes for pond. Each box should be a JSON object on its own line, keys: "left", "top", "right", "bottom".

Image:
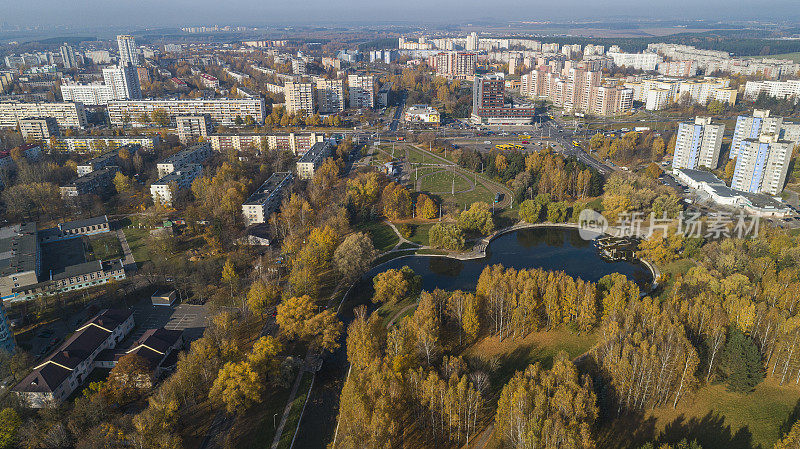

{"left": 367, "top": 226, "right": 653, "bottom": 292}
{"left": 291, "top": 226, "right": 652, "bottom": 449}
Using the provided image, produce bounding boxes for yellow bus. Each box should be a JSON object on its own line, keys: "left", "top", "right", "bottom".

{"left": 518, "top": 134, "right": 532, "bottom": 140}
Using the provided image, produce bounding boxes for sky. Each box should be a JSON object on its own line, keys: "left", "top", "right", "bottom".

{"left": 2, "top": 0, "right": 800, "bottom": 28}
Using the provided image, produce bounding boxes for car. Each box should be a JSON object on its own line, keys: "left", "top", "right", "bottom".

{"left": 494, "top": 193, "right": 504, "bottom": 203}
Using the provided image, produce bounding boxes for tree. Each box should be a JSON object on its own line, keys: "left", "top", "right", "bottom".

{"left": 209, "top": 361, "right": 262, "bottom": 415}
{"left": 495, "top": 353, "right": 598, "bottom": 449}
{"left": 101, "top": 353, "right": 153, "bottom": 405}
{"left": 247, "top": 336, "right": 282, "bottom": 378}
{"left": 415, "top": 194, "right": 438, "bottom": 219}
{"left": 151, "top": 109, "right": 170, "bottom": 127}
{"left": 221, "top": 259, "right": 239, "bottom": 303}
{"left": 334, "top": 232, "right": 378, "bottom": 282}
{"left": 382, "top": 183, "right": 412, "bottom": 219}
{"left": 775, "top": 421, "right": 800, "bottom": 449}
{"left": 247, "top": 279, "right": 280, "bottom": 316}
{"left": 0, "top": 408, "right": 20, "bottom": 449}
{"left": 519, "top": 199, "right": 544, "bottom": 223}
{"left": 428, "top": 223, "right": 465, "bottom": 250}
{"left": 277, "top": 295, "right": 317, "bottom": 339}
{"left": 719, "top": 325, "right": 764, "bottom": 392}
{"left": 457, "top": 202, "right": 494, "bottom": 235}
{"left": 372, "top": 266, "right": 422, "bottom": 304}
{"left": 113, "top": 172, "right": 133, "bottom": 193}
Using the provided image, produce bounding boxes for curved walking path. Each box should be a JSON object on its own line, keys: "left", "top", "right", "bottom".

{"left": 384, "top": 220, "right": 421, "bottom": 251}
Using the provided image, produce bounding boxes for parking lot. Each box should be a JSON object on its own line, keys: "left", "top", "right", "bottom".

{"left": 129, "top": 302, "right": 210, "bottom": 343}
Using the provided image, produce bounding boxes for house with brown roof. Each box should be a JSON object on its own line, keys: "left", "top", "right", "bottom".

{"left": 12, "top": 308, "right": 134, "bottom": 407}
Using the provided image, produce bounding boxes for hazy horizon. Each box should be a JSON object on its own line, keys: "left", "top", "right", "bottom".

{"left": 3, "top": 0, "right": 800, "bottom": 28}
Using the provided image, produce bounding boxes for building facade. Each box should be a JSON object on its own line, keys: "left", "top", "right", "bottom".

{"left": 284, "top": 82, "right": 315, "bottom": 114}
{"left": 315, "top": 79, "right": 345, "bottom": 113}
{"left": 672, "top": 117, "right": 725, "bottom": 170}
{"left": 107, "top": 99, "right": 266, "bottom": 127}
{"left": 0, "top": 102, "right": 88, "bottom": 129}
{"left": 296, "top": 141, "right": 333, "bottom": 180}
{"left": 242, "top": 172, "right": 293, "bottom": 226}
{"left": 731, "top": 134, "right": 794, "bottom": 196}
{"left": 348, "top": 75, "right": 375, "bottom": 109}
{"left": 176, "top": 115, "right": 212, "bottom": 143}
{"left": 19, "top": 117, "right": 59, "bottom": 141}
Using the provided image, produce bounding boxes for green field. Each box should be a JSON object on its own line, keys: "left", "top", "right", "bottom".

{"left": 354, "top": 221, "right": 399, "bottom": 252}
{"left": 122, "top": 227, "right": 152, "bottom": 262}
{"left": 418, "top": 168, "right": 473, "bottom": 194}
{"left": 632, "top": 379, "right": 800, "bottom": 449}
{"left": 86, "top": 234, "right": 123, "bottom": 261}
{"left": 405, "top": 223, "right": 434, "bottom": 246}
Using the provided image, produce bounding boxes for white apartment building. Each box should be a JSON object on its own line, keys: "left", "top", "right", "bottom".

{"left": 117, "top": 35, "right": 139, "bottom": 67}
{"left": 208, "top": 133, "right": 324, "bottom": 154}
{"left": 0, "top": 102, "right": 88, "bottom": 129}
{"left": 348, "top": 75, "right": 374, "bottom": 109}
{"left": 242, "top": 172, "right": 293, "bottom": 226}
{"left": 432, "top": 52, "right": 477, "bottom": 79}
{"left": 46, "top": 136, "right": 158, "bottom": 153}
{"left": 60, "top": 44, "right": 78, "bottom": 69}
{"left": 102, "top": 66, "right": 141, "bottom": 100}
{"left": 315, "top": 79, "right": 345, "bottom": 113}
{"left": 291, "top": 58, "right": 307, "bottom": 75}
{"left": 731, "top": 134, "right": 794, "bottom": 195}
{"left": 744, "top": 80, "right": 800, "bottom": 101}
{"left": 658, "top": 60, "right": 697, "bottom": 78}
{"left": 61, "top": 83, "right": 115, "bottom": 106}
{"left": 19, "top": 117, "right": 59, "bottom": 140}
{"left": 156, "top": 142, "right": 212, "bottom": 178}
{"left": 672, "top": 117, "right": 725, "bottom": 170}
{"left": 284, "top": 82, "right": 315, "bottom": 114}
{"left": 107, "top": 98, "right": 266, "bottom": 127}
{"left": 645, "top": 88, "right": 672, "bottom": 111}
{"left": 296, "top": 141, "right": 333, "bottom": 180}
{"left": 607, "top": 52, "right": 662, "bottom": 71}
{"left": 730, "top": 110, "right": 784, "bottom": 159}
{"left": 200, "top": 74, "right": 220, "bottom": 89}
{"left": 151, "top": 164, "right": 203, "bottom": 206}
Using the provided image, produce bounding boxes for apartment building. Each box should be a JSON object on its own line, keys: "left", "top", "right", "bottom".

{"left": 472, "top": 73, "right": 537, "bottom": 125}
{"left": 607, "top": 51, "right": 662, "bottom": 71}
{"left": 672, "top": 117, "right": 725, "bottom": 170}
{"left": 94, "top": 327, "right": 184, "bottom": 379}
{"left": 150, "top": 163, "right": 203, "bottom": 206}
{"left": 0, "top": 223, "right": 41, "bottom": 302}
{"left": 60, "top": 83, "right": 115, "bottom": 106}
{"left": 76, "top": 150, "right": 121, "bottom": 176}
{"left": 296, "top": 141, "right": 333, "bottom": 180}
{"left": 60, "top": 44, "right": 78, "bottom": 69}
{"left": 157, "top": 142, "right": 212, "bottom": 178}
{"left": 315, "top": 79, "right": 345, "bottom": 113}
{"left": 106, "top": 99, "right": 266, "bottom": 127}
{"left": 242, "top": 172, "right": 293, "bottom": 226}
{"left": 623, "top": 77, "right": 736, "bottom": 111}
{"left": 208, "top": 132, "right": 324, "bottom": 154}
{"left": 176, "top": 115, "right": 212, "bottom": 143}
{"left": 46, "top": 136, "right": 158, "bottom": 153}
{"left": 520, "top": 69, "right": 631, "bottom": 117}
{"left": 60, "top": 166, "right": 119, "bottom": 198}
{"left": 731, "top": 134, "right": 795, "bottom": 195}
{"left": 102, "top": 66, "right": 142, "bottom": 100}
{"left": 432, "top": 52, "right": 477, "bottom": 79}
{"left": 200, "top": 74, "right": 220, "bottom": 89}
{"left": 348, "top": 75, "right": 375, "bottom": 109}
{"left": 657, "top": 60, "right": 698, "bottom": 78}
{"left": 19, "top": 117, "right": 59, "bottom": 141}
{"left": 117, "top": 35, "right": 139, "bottom": 67}
{"left": 0, "top": 102, "right": 88, "bottom": 129}
{"left": 744, "top": 80, "right": 800, "bottom": 101}
{"left": 284, "top": 82, "right": 315, "bottom": 114}
{"left": 291, "top": 58, "right": 307, "bottom": 75}
{"left": 13, "top": 309, "right": 134, "bottom": 407}
{"left": 730, "top": 110, "right": 785, "bottom": 159}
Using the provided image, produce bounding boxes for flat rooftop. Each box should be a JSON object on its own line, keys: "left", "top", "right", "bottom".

{"left": 0, "top": 223, "right": 38, "bottom": 276}
{"left": 297, "top": 141, "right": 332, "bottom": 164}
{"left": 243, "top": 172, "right": 293, "bottom": 206}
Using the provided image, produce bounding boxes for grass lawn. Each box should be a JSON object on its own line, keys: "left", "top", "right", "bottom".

{"left": 462, "top": 327, "right": 598, "bottom": 393}
{"left": 228, "top": 383, "right": 294, "bottom": 449}
{"left": 354, "top": 221, "right": 399, "bottom": 252}
{"left": 406, "top": 223, "right": 434, "bottom": 246}
{"left": 418, "top": 169, "right": 474, "bottom": 194}
{"left": 375, "top": 295, "right": 418, "bottom": 328}
{"left": 277, "top": 373, "right": 315, "bottom": 449}
{"left": 123, "top": 227, "right": 152, "bottom": 262}
{"left": 86, "top": 234, "right": 123, "bottom": 261}
{"left": 631, "top": 379, "right": 800, "bottom": 449}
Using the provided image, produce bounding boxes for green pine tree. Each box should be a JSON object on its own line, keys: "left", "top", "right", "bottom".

{"left": 719, "top": 326, "right": 764, "bottom": 393}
